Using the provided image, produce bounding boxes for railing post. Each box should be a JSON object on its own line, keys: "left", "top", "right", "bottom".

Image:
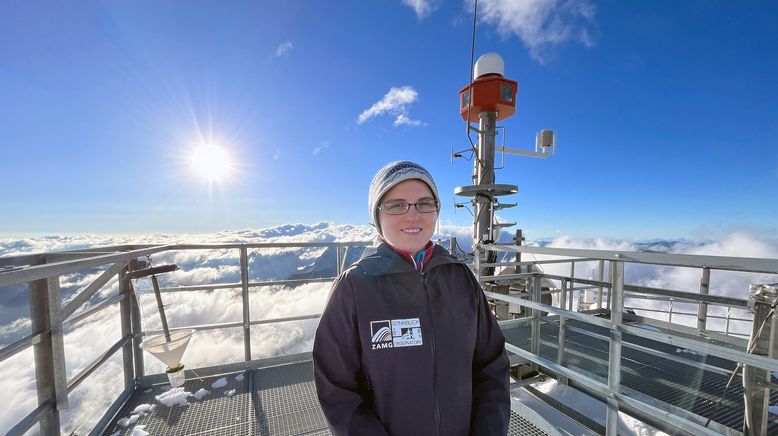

{"left": 126, "top": 259, "right": 144, "bottom": 380}
{"left": 240, "top": 247, "right": 252, "bottom": 361}
{"left": 597, "top": 259, "right": 605, "bottom": 310}
{"left": 336, "top": 245, "right": 345, "bottom": 276}
{"left": 474, "top": 244, "right": 481, "bottom": 280}
{"left": 119, "top": 264, "right": 136, "bottom": 389}
{"left": 743, "top": 283, "right": 778, "bottom": 436}
{"left": 449, "top": 237, "right": 458, "bottom": 256}
{"left": 29, "top": 274, "right": 68, "bottom": 435}
{"left": 557, "top": 278, "right": 568, "bottom": 385}
{"left": 605, "top": 260, "right": 625, "bottom": 436}
{"left": 530, "top": 273, "right": 541, "bottom": 373}
{"left": 697, "top": 267, "right": 711, "bottom": 334}
{"left": 668, "top": 299, "right": 674, "bottom": 324}
{"left": 568, "top": 261, "right": 575, "bottom": 311}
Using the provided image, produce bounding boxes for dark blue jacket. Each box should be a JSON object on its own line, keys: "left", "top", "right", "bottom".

{"left": 313, "top": 243, "right": 510, "bottom": 436}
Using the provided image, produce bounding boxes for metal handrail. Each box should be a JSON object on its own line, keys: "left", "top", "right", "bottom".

{"left": 0, "top": 241, "right": 370, "bottom": 435}
{"left": 0, "top": 241, "right": 372, "bottom": 288}
{"left": 479, "top": 242, "right": 778, "bottom": 436}
{"left": 479, "top": 243, "right": 778, "bottom": 274}
{"left": 3, "top": 240, "right": 776, "bottom": 435}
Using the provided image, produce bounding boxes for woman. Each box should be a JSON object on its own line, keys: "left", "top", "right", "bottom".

{"left": 313, "top": 161, "right": 510, "bottom": 436}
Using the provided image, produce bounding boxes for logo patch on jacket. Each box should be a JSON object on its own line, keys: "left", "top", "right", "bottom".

{"left": 370, "top": 318, "right": 422, "bottom": 350}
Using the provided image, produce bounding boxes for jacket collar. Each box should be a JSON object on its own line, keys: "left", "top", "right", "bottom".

{"left": 382, "top": 240, "right": 435, "bottom": 272}
{"left": 358, "top": 242, "right": 460, "bottom": 276}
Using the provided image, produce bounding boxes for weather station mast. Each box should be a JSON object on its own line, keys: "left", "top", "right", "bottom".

{"left": 453, "top": 52, "right": 556, "bottom": 318}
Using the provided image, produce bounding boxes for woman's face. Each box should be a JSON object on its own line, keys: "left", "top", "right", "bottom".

{"left": 378, "top": 179, "right": 438, "bottom": 254}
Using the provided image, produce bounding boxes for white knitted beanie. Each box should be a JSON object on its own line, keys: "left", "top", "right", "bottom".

{"left": 368, "top": 161, "right": 439, "bottom": 236}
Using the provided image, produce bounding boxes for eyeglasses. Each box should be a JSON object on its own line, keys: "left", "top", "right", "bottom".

{"left": 379, "top": 200, "right": 439, "bottom": 215}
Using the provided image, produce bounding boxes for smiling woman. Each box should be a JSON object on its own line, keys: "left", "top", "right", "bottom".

{"left": 189, "top": 144, "right": 234, "bottom": 182}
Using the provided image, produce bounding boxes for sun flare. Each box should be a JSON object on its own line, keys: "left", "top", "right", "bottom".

{"left": 189, "top": 144, "right": 233, "bottom": 182}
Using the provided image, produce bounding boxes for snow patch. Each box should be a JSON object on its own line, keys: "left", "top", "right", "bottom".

{"left": 130, "top": 425, "right": 149, "bottom": 436}
{"left": 116, "top": 414, "right": 139, "bottom": 427}
{"left": 193, "top": 388, "right": 210, "bottom": 400}
{"left": 155, "top": 387, "right": 191, "bottom": 407}
{"left": 235, "top": 373, "right": 244, "bottom": 382}
{"left": 131, "top": 404, "right": 155, "bottom": 415}
{"left": 225, "top": 389, "right": 236, "bottom": 397}
{"left": 211, "top": 377, "right": 228, "bottom": 389}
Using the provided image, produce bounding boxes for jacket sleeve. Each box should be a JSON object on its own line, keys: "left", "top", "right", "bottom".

{"left": 313, "top": 272, "right": 389, "bottom": 436}
{"left": 468, "top": 271, "right": 511, "bottom": 435}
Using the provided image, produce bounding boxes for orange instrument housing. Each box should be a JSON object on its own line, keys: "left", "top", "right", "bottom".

{"left": 459, "top": 74, "right": 518, "bottom": 122}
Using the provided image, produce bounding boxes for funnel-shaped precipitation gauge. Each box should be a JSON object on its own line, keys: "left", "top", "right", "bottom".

{"left": 140, "top": 329, "right": 194, "bottom": 387}
{"left": 128, "top": 263, "right": 192, "bottom": 387}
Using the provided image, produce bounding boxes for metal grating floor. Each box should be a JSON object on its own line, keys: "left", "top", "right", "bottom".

{"left": 103, "top": 372, "right": 253, "bottom": 436}
{"left": 253, "top": 361, "right": 330, "bottom": 435}
{"left": 502, "top": 318, "right": 778, "bottom": 433}
{"left": 100, "top": 359, "right": 546, "bottom": 435}
{"left": 508, "top": 410, "right": 548, "bottom": 435}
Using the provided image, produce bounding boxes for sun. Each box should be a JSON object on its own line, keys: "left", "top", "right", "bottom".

{"left": 189, "top": 144, "right": 234, "bottom": 182}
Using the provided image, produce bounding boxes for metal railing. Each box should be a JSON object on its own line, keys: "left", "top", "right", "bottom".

{"left": 0, "top": 241, "right": 370, "bottom": 435}
{"left": 477, "top": 243, "right": 778, "bottom": 436}
{"left": 3, "top": 241, "right": 777, "bottom": 435}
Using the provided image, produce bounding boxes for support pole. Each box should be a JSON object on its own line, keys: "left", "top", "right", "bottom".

{"left": 127, "top": 259, "right": 144, "bottom": 380}
{"left": 568, "top": 262, "right": 576, "bottom": 311}
{"left": 557, "top": 278, "right": 569, "bottom": 385}
{"left": 240, "top": 247, "right": 252, "bottom": 361}
{"left": 530, "top": 274, "right": 541, "bottom": 373}
{"left": 605, "top": 260, "right": 625, "bottom": 436}
{"left": 743, "top": 283, "right": 777, "bottom": 436}
{"left": 119, "top": 265, "right": 136, "bottom": 388}
{"left": 150, "top": 275, "right": 171, "bottom": 342}
{"left": 697, "top": 267, "right": 711, "bottom": 334}
{"left": 336, "top": 245, "right": 345, "bottom": 276}
{"left": 29, "top": 276, "right": 66, "bottom": 434}
{"left": 597, "top": 260, "right": 605, "bottom": 310}
{"left": 473, "top": 111, "right": 498, "bottom": 275}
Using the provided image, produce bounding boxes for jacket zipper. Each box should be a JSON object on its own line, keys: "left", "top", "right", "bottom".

{"left": 422, "top": 272, "right": 443, "bottom": 436}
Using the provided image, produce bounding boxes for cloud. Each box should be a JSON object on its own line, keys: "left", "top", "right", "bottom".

{"left": 476, "top": 0, "right": 597, "bottom": 63}
{"left": 357, "top": 86, "right": 424, "bottom": 127}
{"left": 273, "top": 148, "right": 281, "bottom": 160}
{"left": 312, "top": 140, "right": 330, "bottom": 155}
{"left": 275, "top": 41, "right": 293, "bottom": 57}
{"left": 393, "top": 113, "right": 424, "bottom": 127}
{"left": 401, "top": 0, "right": 439, "bottom": 19}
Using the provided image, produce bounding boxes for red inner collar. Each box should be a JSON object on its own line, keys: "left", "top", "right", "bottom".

{"left": 383, "top": 239, "right": 434, "bottom": 271}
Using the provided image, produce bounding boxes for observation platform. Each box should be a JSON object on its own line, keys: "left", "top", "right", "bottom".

{"left": 501, "top": 315, "right": 778, "bottom": 434}
{"left": 2, "top": 241, "right": 777, "bottom": 435}
{"left": 96, "top": 357, "right": 549, "bottom": 436}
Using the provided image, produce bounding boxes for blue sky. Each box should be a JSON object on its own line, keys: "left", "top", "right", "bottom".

{"left": 1, "top": 0, "right": 776, "bottom": 240}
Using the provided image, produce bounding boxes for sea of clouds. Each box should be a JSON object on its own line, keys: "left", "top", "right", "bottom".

{"left": 1, "top": 223, "right": 777, "bottom": 434}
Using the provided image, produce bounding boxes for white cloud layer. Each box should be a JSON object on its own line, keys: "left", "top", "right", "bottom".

{"left": 476, "top": 0, "right": 597, "bottom": 63}
{"left": 1, "top": 223, "right": 777, "bottom": 434}
{"left": 357, "top": 86, "right": 424, "bottom": 127}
